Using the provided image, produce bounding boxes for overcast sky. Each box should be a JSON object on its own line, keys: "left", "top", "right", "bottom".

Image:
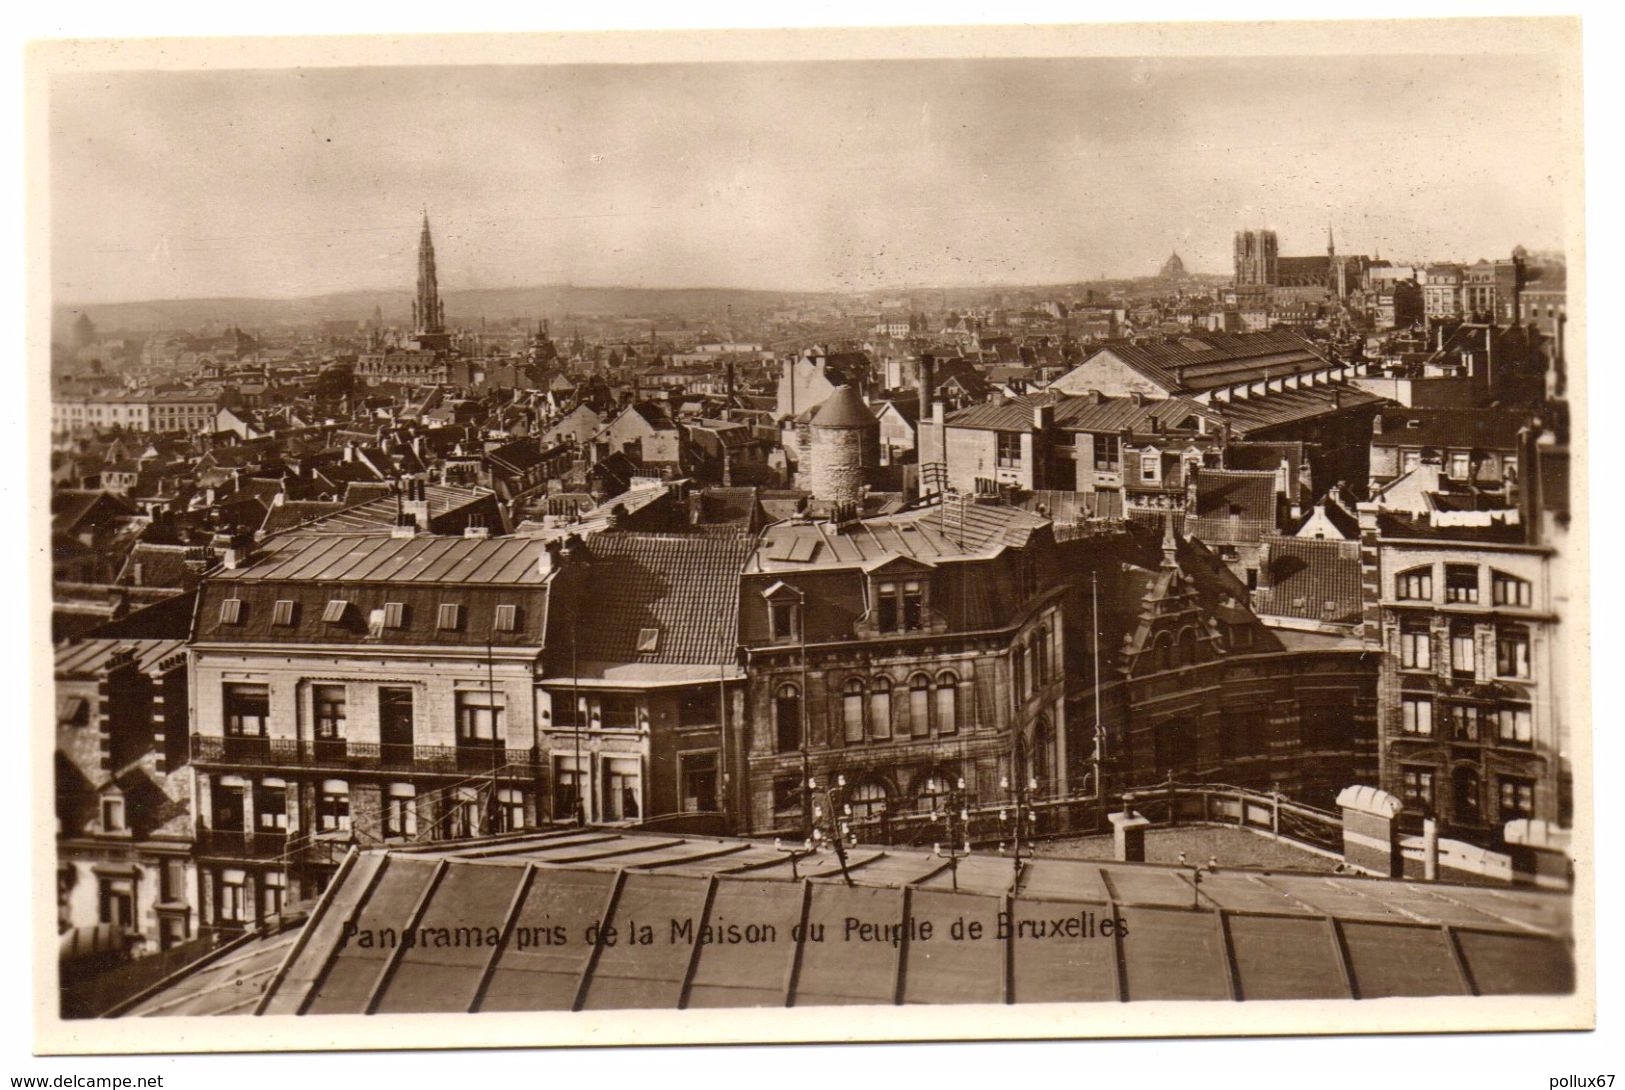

{"left": 48, "top": 54, "right": 1573, "bottom": 303}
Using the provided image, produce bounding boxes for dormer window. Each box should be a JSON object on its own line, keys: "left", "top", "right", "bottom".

{"left": 219, "top": 598, "right": 243, "bottom": 625}
{"left": 1140, "top": 452, "right": 1160, "bottom": 482}
{"left": 272, "top": 600, "right": 296, "bottom": 626}
{"left": 876, "top": 580, "right": 926, "bottom": 633}
{"left": 100, "top": 794, "right": 125, "bottom": 833}
{"left": 770, "top": 600, "right": 799, "bottom": 641}
{"left": 322, "top": 600, "right": 349, "bottom": 624}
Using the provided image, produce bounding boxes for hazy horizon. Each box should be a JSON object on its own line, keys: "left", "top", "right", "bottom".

{"left": 50, "top": 55, "right": 1572, "bottom": 306}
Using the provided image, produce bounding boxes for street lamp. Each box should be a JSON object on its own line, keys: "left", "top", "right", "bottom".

{"left": 932, "top": 773, "right": 972, "bottom": 890}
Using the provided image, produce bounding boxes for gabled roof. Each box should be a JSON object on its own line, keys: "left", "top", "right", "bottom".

{"left": 1185, "top": 468, "right": 1282, "bottom": 545}
{"left": 1253, "top": 536, "right": 1364, "bottom": 627}
{"left": 549, "top": 532, "right": 752, "bottom": 670}
{"left": 1067, "top": 330, "right": 1333, "bottom": 395}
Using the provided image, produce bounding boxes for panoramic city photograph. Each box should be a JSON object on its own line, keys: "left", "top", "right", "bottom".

{"left": 28, "top": 16, "right": 1589, "bottom": 1059}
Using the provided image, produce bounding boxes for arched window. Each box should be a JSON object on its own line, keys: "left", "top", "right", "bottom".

{"left": 909, "top": 674, "right": 932, "bottom": 738}
{"left": 869, "top": 677, "right": 893, "bottom": 740}
{"left": 842, "top": 678, "right": 866, "bottom": 743}
{"left": 1176, "top": 627, "right": 1199, "bottom": 666}
{"left": 849, "top": 778, "right": 889, "bottom": 821}
{"left": 1034, "top": 629, "right": 1050, "bottom": 685}
{"left": 1153, "top": 632, "right": 1174, "bottom": 673}
{"left": 936, "top": 672, "right": 959, "bottom": 735}
{"left": 775, "top": 684, "right": 801, "bottom": 753}
{"left": 1013, "top": 644, "right": 1027, "bottom": 701}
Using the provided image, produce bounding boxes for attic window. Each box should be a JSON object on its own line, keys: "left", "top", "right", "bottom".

{"left": 494, "top": 605, "right": 518, "bottom": 632}
{"left": 438, "top": 603, "right": 462, "bottom": 631}
{"left": 1406, "top": 419, "right": 1422, "bottom": 429}
{"left": 219, "top": 598, "right": 243, "bottom": 625}
{"left": 636, "top": 627, "right": 660, "bottom": 653}
{"left": 272, "top": 600, "right": 296, "bottom": 626}
{"left": 322, "top": 600, "right": 349, "bottom": 624}
{"left": 383, "top": 602, "right": 406, "bottom": 629}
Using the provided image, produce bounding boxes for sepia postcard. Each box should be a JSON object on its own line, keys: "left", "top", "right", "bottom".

{"left": 25, "top": 16, "right": 1591, "bottom": 1055}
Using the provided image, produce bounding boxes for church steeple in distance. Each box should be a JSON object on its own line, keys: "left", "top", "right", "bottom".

{"left": 414, "top": 210, "right": 445, "bottom": 335}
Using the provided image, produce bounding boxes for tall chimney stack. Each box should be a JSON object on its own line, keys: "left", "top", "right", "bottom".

{"left": 917, "top": 354, "right": 936, "bottom": 429}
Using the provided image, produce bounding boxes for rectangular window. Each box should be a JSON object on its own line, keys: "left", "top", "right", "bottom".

{"left": 100, "top": 796, "right": 125, "bottom": 832}
{"left": 437, "top": 603, "right": 462, "bottom": 631}
{"left": 877, "top": 583, "right": 899, "bottom": 632}
{"left": 260, "top": 872, "right": 286, "bottom": 921}
{"left": 1401, "top": 767, "right": 1435, "bottom": 809}
{"left": 379, "top": 687, "right": 414, "bottom": 750}
{"left": 456, "top": 691, "right": 505, "bottom": 742}
{"left": 1451, "top": 628, "right": 1477, "bottom": 677}
{"left": 1492, "top": 571, "right": 1532, "bottom": 607}
{"left": 317, "top": 780, "right": 350, "bottom": 833}
{"left": 217, "top": 871, "right": 247, "bottom": 924}
{"left": 902, "top": 581, "right": 924, "bottom": 629}
{"left": 1141, "top": 453, "right": 1159, "bottom": 482}
{"left": 1496, "top": 706, "right": 1534, "bottom": 745}
{"left": 1440, "top": 703, "right": 1480, "bottom": 742}
{"left": 1445, "top": 564, "right": 1480, "bottom": 604}
{"left": 1448, "top": 451, "right": 1471, "bottom": 480}
{"left": 1498, "top": 777, "right": 1535, "bottom": 820}
{"left": 599, "top": 693, "right": 639, "bottom": 731}
{"left": 219, "top": 598, "right": 243, "bottom": 625}
{"left": 272, "top": 599, "right": 296, "bottom": 626}
{"left": 322, "top": 599, "right": 349, "bottom": 623}
{"left": 1400, "top": 626, "right": 1432, "bottom": 670}
{"left": 936, "top": 680, "right": 958, "bottom": 735}
{"left": 553, "top": 757, "right": 585, "bottom": 822}
{"left": 996, "top": 431, "right": 1022, "bottom": 469}
{"left": 677, "top": 688, "right": 719, "bottom": 728}
{"left": 313, "top": 685, "right": 347, "bottom": 740}
{"left": 769, "top": 600, "right": 799, "bottom": 641}
{"left": 1401, "top": 697, "right": 1434, "bottom": 736}
{"left": 496, "top": 787, "right": 526, "bottom": 833}
{"left": 385, "top": 783, "right": 418, "bottom": 838}
{"left": 223, "top": 683, "right": 269, "bottom": 737}
{"left": 494, "top": 604, "right": 518, "bottom": 632}
{"left": 679, "top": 752, "right": 719, "bottom": 813}
{"left": 383, "top": 601, "right": 406, "bottom": 628}
{"left": 1496, "top": 627, "right": 1531, "bottom": 678}
{"left": 256, "top": 783, "right": 287, "bottom": 831}
{"left": 1396, "top": 568, "right": 1432, "bottom": 601}
{"left": 604, "top": 758, "right": 642, "bottom": 822}
{"left": 772, "top": 776, "right": 802, "bottom": 816}
{"left": 1093, "top": 434, "right": 1120, "bottom": 471}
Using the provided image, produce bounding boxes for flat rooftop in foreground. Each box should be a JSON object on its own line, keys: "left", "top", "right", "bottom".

{"left": 120, "top": 828, "right": 1573, "bottom": 1018}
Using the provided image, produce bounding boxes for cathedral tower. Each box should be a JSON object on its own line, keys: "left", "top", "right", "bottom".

{"left": 413, "top": 211, "right": 446, "bottom": 335}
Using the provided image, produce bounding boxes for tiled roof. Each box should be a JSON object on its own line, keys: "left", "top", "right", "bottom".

{"left": 55, "top": 638, "right": 188, "bottom": 679}
{"left": 114, "top": 543, "right": 205, "bottom": 590}
{"left": 1253, "top": 536, "right": 1364, "bottom": 626}
{"left": 553, "top": 532, "right": 750, "bottom": 668}
{"left": 1185, "top": 469, "right": 1281, "bottom": 545}
{"left": 127, "top": 831, "right": 1573, "bottom": 1017}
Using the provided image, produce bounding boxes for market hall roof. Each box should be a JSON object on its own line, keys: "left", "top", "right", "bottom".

{"left": 122, "top": 829, "right": 1574, "bottom": 1016}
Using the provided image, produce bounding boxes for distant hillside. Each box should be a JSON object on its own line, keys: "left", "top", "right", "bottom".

{"left": 54, "top": 284, "right": 833, "bottom": 335}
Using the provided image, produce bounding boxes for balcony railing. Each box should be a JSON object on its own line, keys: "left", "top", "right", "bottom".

{"left": 192, "top": 735, "right": 543, "bottom": 777}
{"left": 195, "top": 829, "right": 290, "bottom": 859}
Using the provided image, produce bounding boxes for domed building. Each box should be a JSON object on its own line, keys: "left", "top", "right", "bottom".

{"left": 1159, "top": 252, "right": 1187, "bottom": 279}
